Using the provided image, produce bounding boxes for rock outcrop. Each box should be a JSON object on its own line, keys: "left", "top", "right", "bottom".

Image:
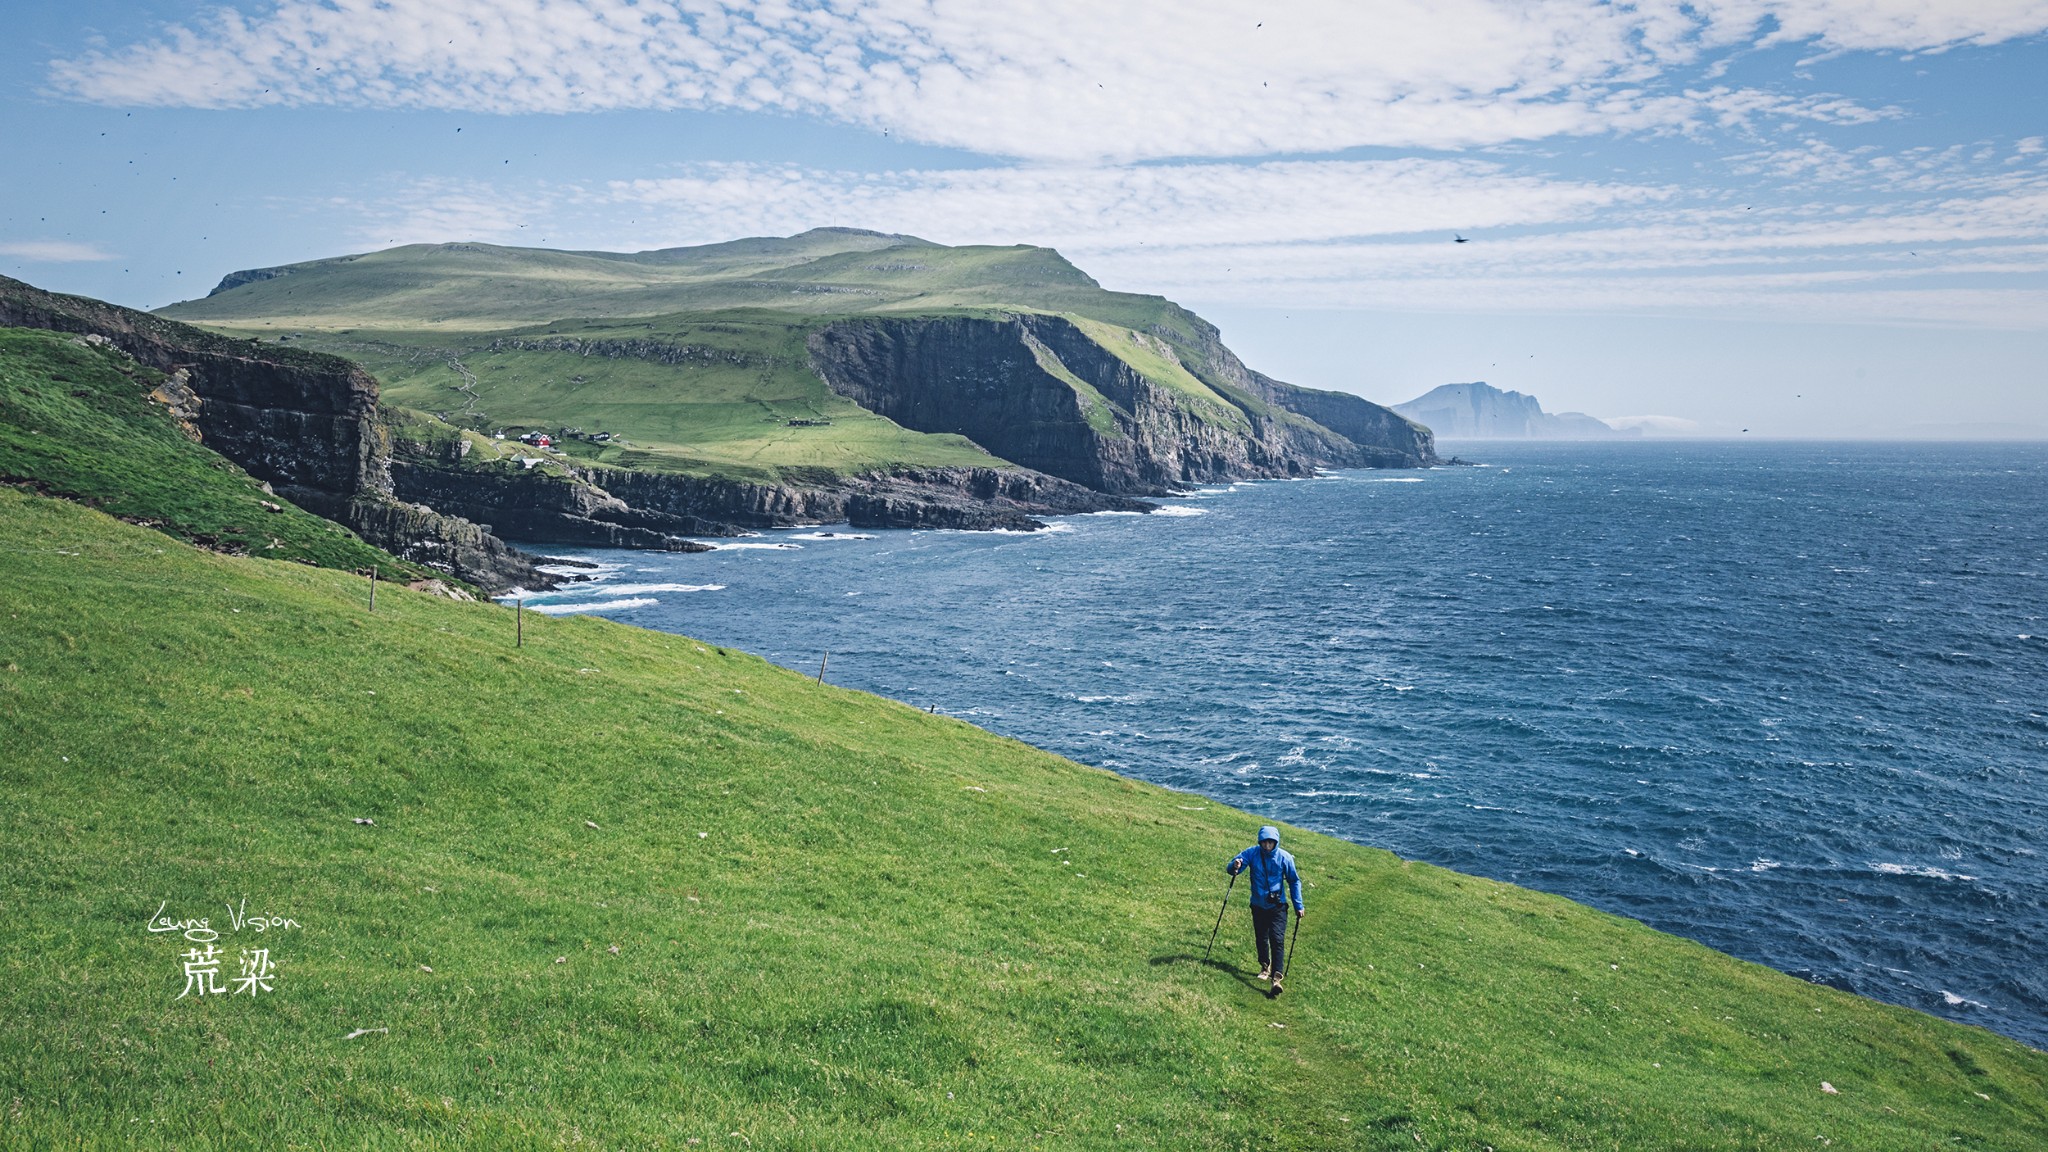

{"left": 382, "top": 415, "right": 1150, "bottom": 546}
{"left": 381, "top": 421, "right": 722, "bottom": 552}
{"left": 595, "top": 463, "right": 1152, "bottom": 533}
{"left": 1151, "top": 311, "right": 1438, "bottom": 470}
{"left": 0, "top": 275, "right": 551, "bottom": 591}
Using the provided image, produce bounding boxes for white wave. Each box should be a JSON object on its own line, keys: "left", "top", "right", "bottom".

{"left": 708, "top": 541, "right": 802, "bottom": 551}
{"left": 786, "top": 531, "right": 877, "bottom": 540}
{"left": 1749, "top": 859, "right": 1783, "bottom": 872}
{"left": 1191, "top": 487, "right": 1232, "bottom": 496}
{"left": 1089, "top": 510, "right": 1144, "bottom": 516}
{"left": 1941, "top": 991, "right": 1989, "bottom": 1008}
{"left": 1151, "top": 505, "right": 1207, "bottom": 517}
{"left": 1368, "top": 477, "right": 1427, "bottom": 483}
{"left": 529, "top": 598, "right": 658, "bottom": 615}
{"left": 1870, "top": 862, "right": 1977, "bottom": 882}
{"left": 536, "top": 562, "right": 619, "bottom": 578}
{"left": 574, "top": 583, "right": 723, "bottom": 596}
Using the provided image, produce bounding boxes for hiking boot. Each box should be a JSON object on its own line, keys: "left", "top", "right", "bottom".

{"left": 1270, "top": 974, "right": 1284, "bottom": 996}
{"left": 1256, "top": 967, "right": 1271, "bottom": 982}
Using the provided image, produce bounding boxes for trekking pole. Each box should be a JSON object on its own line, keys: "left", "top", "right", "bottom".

{"left": 1286, "top": 908, "right": 1302, "bottom": 982}
{"left": 1203, "top": 871, "right": 1237, "bottom": 961}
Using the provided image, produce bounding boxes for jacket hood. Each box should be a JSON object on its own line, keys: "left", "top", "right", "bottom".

{"left": 1257, "top": 825, "right": 1280, "bottom": 846}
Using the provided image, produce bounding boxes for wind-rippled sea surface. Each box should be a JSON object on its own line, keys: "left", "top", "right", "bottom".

{"left": 526, "top": 441, "right": 2048, "bottom": 1046}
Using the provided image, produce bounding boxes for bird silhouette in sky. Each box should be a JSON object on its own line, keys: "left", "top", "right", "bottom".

{"left": 1453, "top": 233, "right": 1470, "bottom": 244}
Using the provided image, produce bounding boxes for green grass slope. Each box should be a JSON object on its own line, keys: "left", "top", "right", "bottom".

{"left": 336, "top": 313, "right": 999, "bottom": 482}
{"left": 0, "top": 326, "right": 427, "bottom": 578}
{"left": 2, "top": 490, "right": 2042, "bottom": 1150}
{"left": 155, "top": 233, "right": 1287, "bottom": 481}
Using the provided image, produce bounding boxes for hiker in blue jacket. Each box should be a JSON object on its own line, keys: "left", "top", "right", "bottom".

{"left": 1226, "top": 824, "right": 1303, "bottom": 994}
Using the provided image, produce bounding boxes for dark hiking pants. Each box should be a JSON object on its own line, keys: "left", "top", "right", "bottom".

{"left": 1252, "top": 904, "right": 1289, "bottom": 976}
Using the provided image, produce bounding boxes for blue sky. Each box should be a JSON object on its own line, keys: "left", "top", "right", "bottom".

{"left": 5, "top": 0, "right": 2047, "bottom": 435}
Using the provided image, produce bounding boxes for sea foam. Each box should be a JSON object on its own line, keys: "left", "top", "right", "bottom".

{"left": 1870, "top": 862, "right": 1977, "bottom": 882}
{"left": 574, "top": 583, "right": 724, "bottom": 596}
{"left": 529, "top": 598, "right": 659, "bottom": 615}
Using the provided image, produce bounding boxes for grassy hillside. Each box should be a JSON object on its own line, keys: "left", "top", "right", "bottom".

{"left": 334, "top": 312, "right": 1000, "bottom": 482}
{"left": 154, "top": 231, "right": 1327, "bottom": 483}
{"left": 2, "top": 489, "right": 2043, "bottom": 1149}
{"left": 0, "top": 326, "right": 428, "bottom": 578}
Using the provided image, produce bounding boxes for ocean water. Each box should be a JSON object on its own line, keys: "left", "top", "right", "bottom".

{"left": 522, "top": 441, "right": 2048, "bottom": 1047}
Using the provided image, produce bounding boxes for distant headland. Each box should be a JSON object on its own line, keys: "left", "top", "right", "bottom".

{"left": 1394, "top": 380, "right": 1632, "bottom": 439}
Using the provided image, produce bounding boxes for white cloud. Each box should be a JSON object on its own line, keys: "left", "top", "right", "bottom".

{"left": 604, "top": 159, "right": 1660, "bottom": 250}
{"left": 1692, "top": 0, "right": 2048, "bottom": 54}
{"left": 46, "top": 0, "right": 2017, "bottom": 161}
{"left": 330, "top": 153, "right": 2048, "bottom": 329}
{"left": 337, "top": 180, "right": 558, "bottom": 247}
{"left": 0, "top": 240, "right": 117, "bottom": 262}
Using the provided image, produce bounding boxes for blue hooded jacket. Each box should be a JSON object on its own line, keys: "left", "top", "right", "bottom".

{"left": 1228, "top": 825, "right": 1303, "bottom": 912}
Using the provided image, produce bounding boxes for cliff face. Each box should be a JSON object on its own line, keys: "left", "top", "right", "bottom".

{"left": 808, "top": 316, "right": 1126, "bottom": 490}
{"left": 1246, "top": 373, "right": 1438, "bottom": 467}
{"left": 0, "top": 276, "right": 550, "bottom": 591}
{"left": 808, "top": 314, "right": 1432, "bottom": 494}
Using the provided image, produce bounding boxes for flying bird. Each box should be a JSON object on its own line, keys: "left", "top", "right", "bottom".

{"left": 1453, "top": 233, "right": 1470, "bottom": 244}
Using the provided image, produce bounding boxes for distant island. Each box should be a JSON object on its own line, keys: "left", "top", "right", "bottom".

{"left": 1394, "top": 381, "right": 1633, "bottom": 439}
